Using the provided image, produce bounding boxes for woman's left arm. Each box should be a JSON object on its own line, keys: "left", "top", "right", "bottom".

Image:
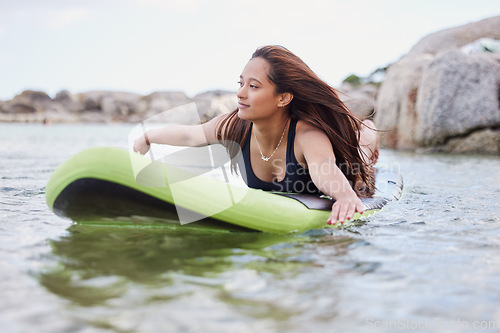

{"left": 296, "top": 124, "right": 364, "bottom": 225}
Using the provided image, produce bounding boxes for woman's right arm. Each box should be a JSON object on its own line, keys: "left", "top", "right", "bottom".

{"left": 133, "top": 114, "right": 225, "bottom": 155}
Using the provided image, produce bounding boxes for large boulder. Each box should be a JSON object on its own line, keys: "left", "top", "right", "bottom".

{"left": 375, "top": 16, "right": 500, "bottom": 154}
{"left": 137, "top": 91, "right": 191, "bottom": 117}
{"left": 0, "top": 90, "right": 71, "bottom": 122}
{"left": 134, "top": 91, "right": 194, "bottom": 124}
{"left": 375, "top": 54, "right": 434, "bottom": 148}
{"left": 415, "top": 50, "right": 500, "bottom": 147}
{"left": 407, "top": 16, "right": 500, "bottom": 56}
{"left": 54, "top": 90, "right": 82, "bottom": 114}
{"left": 193, "top": 90, "right": 237, "bottom": 123}
{"left": 2, "top": 90, "right": 52, "bottom": 114}
{"left": 76, "top": 91, "right": 142, "bottom": 121}
{"left": 338, "top": 83, "right": 379, "bottom": 120}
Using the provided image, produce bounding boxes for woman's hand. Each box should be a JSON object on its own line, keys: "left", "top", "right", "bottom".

{"left": 133, "top": 134, "right": 150, "bottom": 155}
{"left": 327, "top": 194, "right": 364, "bottom": 225}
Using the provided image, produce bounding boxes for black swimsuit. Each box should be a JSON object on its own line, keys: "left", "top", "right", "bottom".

{"left": 238, "top": 119, "right": 320, "bottom": 194}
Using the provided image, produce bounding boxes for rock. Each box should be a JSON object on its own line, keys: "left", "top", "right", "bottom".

{"left": 431, "top": 128, "right": 500, "bottom": 154}
{"left": 76, "top": 91, "right": 142, "bottom": 121}
{"left": 407, "top": 16, "right": 500, "bottom": 56}
{"left": 461, "top": 38, "right": 500, "bottom": 54}
{"left": 415, "top": 50, "right": 500, "bottom": 146}
{"left": 54, "top": 90, "right": 82, "bottom": 114}
{"left": 194, "top": 90, "right": 237, "bottom": 123}
{"left": 137, "top": 91, "right": 190, "bottom": 115}
{"left": 136, "top": 91, "right": 194, "bottom": 124}
{"left": 0, "top": 89, "right": 206, "bottom": 123}
{"left": 3, "top": 90, "right": 52, "bottom": 114}
{"left": 137, "top": 91, "right": 191, "bottom": 116}
{"left": 338, "top": 83, "right": 379, "bottom": 119}
{"left": 375, "top": 54, "right": 434, "bottom": 148}
{"left": 0, "top": 90, "right": 62, "bottom": 122}
{"left": 375, "top": 16, "right": 500, "bottom": 154}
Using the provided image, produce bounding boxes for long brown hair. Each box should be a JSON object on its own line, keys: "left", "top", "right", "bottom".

{"left": 216, "top": 45, "right": 374, "bottom": 194}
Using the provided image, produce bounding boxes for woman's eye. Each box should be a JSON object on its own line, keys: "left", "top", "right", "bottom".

{"left": 250, "top": 84, "right": 258, "bottom": 89}
{"left": 237, "top": 81, "right": 243, "bottom": 87}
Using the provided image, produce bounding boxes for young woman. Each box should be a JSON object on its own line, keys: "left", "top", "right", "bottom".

{"left": 134, "top": 45, "right": 378, "bottom": 225}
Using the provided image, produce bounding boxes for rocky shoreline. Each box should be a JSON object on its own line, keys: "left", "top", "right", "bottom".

{"left": 0, "top": 85, "right": 377, "bottom": 125}
{"left": 2, "top": 16, "right": 499, "bottom": 154}
{"left": 375, "top": 16, "right": 500, "bottom": 155}
{"left": 0, "top": 89, "right": 239, "bottom": 124}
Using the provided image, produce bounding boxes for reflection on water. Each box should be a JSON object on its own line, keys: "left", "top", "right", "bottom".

{"left": 40, "top": 225, "right": 351, "bottom": 301}
{"left": 42, "top": 224, "right": 292, "bottom": 282}
{"left": 37, "top": 224, "right": 360, "bottom": 330}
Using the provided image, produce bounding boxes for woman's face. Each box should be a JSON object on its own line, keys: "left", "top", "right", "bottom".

{"left": 237, "top": 57, "right": 282, "bottom": 121}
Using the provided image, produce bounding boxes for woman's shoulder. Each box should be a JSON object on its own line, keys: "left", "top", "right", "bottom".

{"left": 295, "top": 119, "right": 326, "bottom": 137}
{"left": 294, "top": 119, "right": 330, "bottom": 151}
{"left": 293, "top": 119, "right": 333, "bottom": 165}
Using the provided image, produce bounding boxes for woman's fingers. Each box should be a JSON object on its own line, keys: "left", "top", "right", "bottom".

{"left": 345, "top": 203, "right": 355, "bottom": 221}
{"left": 338, "top": 203, "right": 349, "bottom": 223}
{"left": 356, "top": 201, "right": 364, "bottom": 215}
{"left": 327, "top": 203, "right": 340, "bottom": 225}
{"left": 133, "top": 137, "right": 150, "bottom": 155}
{"left": 327, "top": 199, "right": 365, "bottom": 225}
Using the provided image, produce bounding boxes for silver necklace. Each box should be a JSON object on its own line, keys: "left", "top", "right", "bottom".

{"left": 253, "top": 122, "right": 288, "bottom": 162}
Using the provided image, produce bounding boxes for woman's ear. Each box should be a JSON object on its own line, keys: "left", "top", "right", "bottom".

{"left": 279, "top": 92, "right": 293, "bottom": 108}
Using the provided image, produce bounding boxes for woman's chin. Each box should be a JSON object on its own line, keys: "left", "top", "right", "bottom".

{"left": 237, "top": 109, "right": 251, "bottom": 120}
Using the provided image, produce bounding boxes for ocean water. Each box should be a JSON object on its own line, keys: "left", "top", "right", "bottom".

{"left": 1, "top": 123, "right": 499, "bottom": 333}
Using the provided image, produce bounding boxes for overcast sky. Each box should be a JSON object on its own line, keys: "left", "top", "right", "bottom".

{"left": 0, "top": 0, "right": 498, "bottom": 100}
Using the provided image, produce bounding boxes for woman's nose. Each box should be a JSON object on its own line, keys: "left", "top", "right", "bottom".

{"left": 237, "top": 85, "right": 246, "bottom": 99}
